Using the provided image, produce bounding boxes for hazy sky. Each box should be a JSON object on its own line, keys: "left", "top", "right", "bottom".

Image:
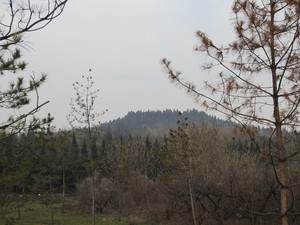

{"left": 19, "top": 0, "right": 233, "bottom": 128}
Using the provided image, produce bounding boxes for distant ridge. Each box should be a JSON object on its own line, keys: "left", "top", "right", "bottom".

{"left": 100, "top": 109, "right": 235, "bottom": 137}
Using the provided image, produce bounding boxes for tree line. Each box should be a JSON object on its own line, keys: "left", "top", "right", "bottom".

{"left": 1, "top": 117, "right": 300, "bottom": 225}
{"left": 99, "top": 109, "right": 235, "bottom": 137}
{"left": 1, "top": 1, "right": 300, "bottom": 225}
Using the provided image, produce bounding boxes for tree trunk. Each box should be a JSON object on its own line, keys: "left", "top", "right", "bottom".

{"left": 62, "top": 149, "right": 65, "bottom": 214}
{"left": 269, "top": 1, "right": 289, "bottom": 224}
{"left": 188, "top": 171, "right": 198, "bottom": 225}
{"left": 279, "top": 160, "right": 288, "bottom": 225}
{"left": 17, "top": 199, "right": 21, "bottom": 220}
{"left": 273, "top": 91, "right": 289, "bottom": 225}
{"left": 91, "top": 163, "right": 96, "bottom": 225}
{"left": 50, "top": 169, "right": 54, "bottom": 225}
{"left": 62, "top": 164, "right": 65, "bottom": 214}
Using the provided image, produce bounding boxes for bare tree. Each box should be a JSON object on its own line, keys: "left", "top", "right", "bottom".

{"left": 67, "top": 69, "right": 106, "bottom": 225}
{"left": 0, "top": 0, "right": 68, "bottom": 140}
{"left": 167, "top": 119, "right": 200, "bottom": 225}
{"left": 67, "top": 70, "right": 101, "bottom": 137}
{"left": 162, "top": 1, "right": 300, "bottom": 225}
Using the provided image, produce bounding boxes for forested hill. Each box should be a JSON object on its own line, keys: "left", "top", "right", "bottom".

{"left": 100, "top": 109, "right": 235, "bottom": 137}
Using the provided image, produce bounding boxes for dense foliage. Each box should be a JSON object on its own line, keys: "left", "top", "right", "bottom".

{"left": 100, "top": 109, "right": 235, "bottom": 137}
{"left": 162, "top": 1, "right": 300, "bottom": 225}
{"left": 1, "top": 110, "right": 299, "bottom": 225}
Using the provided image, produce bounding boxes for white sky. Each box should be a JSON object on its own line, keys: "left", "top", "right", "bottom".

{"left": 19, "top": 0, "right": 233, "bottom": 128}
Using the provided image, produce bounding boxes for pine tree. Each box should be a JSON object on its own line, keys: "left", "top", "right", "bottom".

{"left": 0, "top": 0, "right": 68, "bottom": 141}
{"left": 67, "top": 69, "right": 106, "bottom": 225}
{"left": 162, "top": 1, "right": 300, "bottom": 224}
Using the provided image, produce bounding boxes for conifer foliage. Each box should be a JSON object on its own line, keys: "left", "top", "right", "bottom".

{"left": 162, "top": 1, "right": 300, "bottom": 225}
{"left": 67, "top": 69, "right": 106, "bottom": 225}
{"left": 0, "top": 0, "right": 68, "bottom": 140}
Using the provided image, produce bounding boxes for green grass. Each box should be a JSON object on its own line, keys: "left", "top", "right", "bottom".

{"left": 1, "top": 203, "right": 155, "bottom": 225}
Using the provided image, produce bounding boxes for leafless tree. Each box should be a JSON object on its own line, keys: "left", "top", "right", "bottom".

{"left": 162, "top": 1, "right": 300, "bottom": 225}
{"left": 67, "top": 69, "right": 106, "bottom": 225}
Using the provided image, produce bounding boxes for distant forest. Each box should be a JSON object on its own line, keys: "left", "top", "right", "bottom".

{"left": 1, "top": 108, "right": 300, "bottom": 225}
{"left": 100, "top": 109, "right": 235, "bottom": 137}
{"left": 2, "top": 0, "right": 300, "bottom": 224}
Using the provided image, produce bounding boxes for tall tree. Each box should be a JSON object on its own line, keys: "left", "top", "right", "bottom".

{"left": 162, "top": 1, "right": 300, "bottom": 225}
{"left": 67, "top": 69, "right": 105, "bottom": 225}
{"left": 0, "top": 0, "right": 68, "bottom": 141}
{"left": 167, "top": 120, "right": 200, "bottom": 225}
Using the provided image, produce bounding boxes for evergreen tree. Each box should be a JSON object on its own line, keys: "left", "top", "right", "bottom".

{"left": 162, "top": 1, "right": 300, "bottom": 224}
{"left": 0, "top": 0, "right": 68, "bottom": 141}
{"left": 67, "top": 69, "right": 106, "bottom": 225}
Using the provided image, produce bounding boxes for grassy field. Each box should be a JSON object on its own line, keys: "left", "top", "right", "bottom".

{"left": 1, "top": 203, "right": 155, "bottom": 225}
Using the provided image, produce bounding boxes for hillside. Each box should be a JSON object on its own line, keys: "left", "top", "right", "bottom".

{"left": 100, "top": 109, "right": 235, "bottom": 137}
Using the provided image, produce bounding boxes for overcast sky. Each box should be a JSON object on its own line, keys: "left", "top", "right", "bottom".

{"left": 20, "top": 0, "right": 233, "bottom": 128}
